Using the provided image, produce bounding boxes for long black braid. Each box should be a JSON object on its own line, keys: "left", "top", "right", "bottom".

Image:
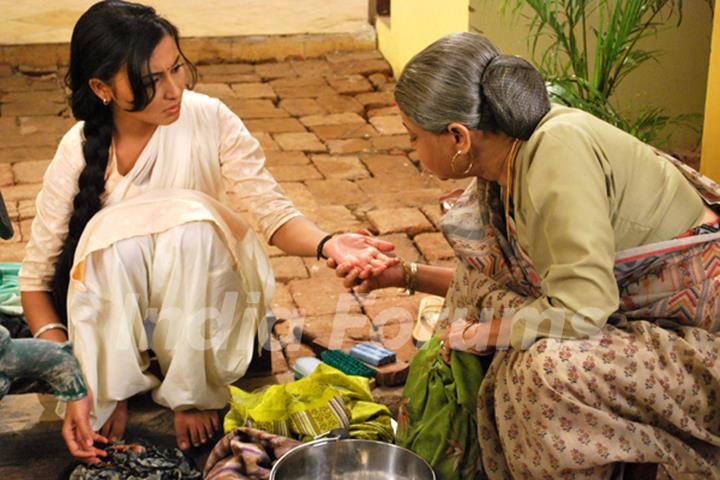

{"left": 51, "top": 0, "right": 196, "bottom": 322}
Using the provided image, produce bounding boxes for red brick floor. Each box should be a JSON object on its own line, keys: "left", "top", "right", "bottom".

{"left": 0, "top": 49, "right": 469, "bottom": 377}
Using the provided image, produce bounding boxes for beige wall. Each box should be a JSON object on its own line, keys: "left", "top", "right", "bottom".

{"left": 469, "top": 1, "right": 713, "bottom": 149}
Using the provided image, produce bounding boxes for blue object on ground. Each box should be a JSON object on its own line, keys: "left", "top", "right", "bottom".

{"left": 349, "top": 343, "right": 396, "bottom": 366}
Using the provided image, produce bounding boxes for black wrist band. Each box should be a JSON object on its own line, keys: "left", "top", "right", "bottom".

{"left": 316, "top": 234, "right": 333, "bottom": 260}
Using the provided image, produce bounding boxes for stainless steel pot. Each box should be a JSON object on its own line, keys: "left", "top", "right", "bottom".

{"left": 270, "top": 437, "right": 436, "bottom": 480}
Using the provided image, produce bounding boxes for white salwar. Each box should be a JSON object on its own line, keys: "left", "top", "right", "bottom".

{"left": 20, "top": 91, "right": 300, "bottom": 429}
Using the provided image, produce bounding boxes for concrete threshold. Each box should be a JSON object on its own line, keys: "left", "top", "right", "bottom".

{"left": 0, "top": 26, "right": 377, "bottom": 68}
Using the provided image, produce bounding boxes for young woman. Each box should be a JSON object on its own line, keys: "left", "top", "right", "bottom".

{"left": 19, "top": 0, "right": 395, "bottom": 462}
{"left": 336, "top": 33, "right": 720, "bottom": 478}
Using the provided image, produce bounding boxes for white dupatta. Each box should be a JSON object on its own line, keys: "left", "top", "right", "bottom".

{"left": 105, "top": 90, "right": 226, "bottom": 206}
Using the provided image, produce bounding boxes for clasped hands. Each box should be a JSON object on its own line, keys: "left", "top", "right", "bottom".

{"left": 322, "top": 230, "right": 404, "bottom": 291}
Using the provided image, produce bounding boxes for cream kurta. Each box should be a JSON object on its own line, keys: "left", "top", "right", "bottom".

{"left": 19, "top": 90, "right": 301, "bottom": 427}
{"left": 19, "top": 90, "right": 301, "bottom": 292}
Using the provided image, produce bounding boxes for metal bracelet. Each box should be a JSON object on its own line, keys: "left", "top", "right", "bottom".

{"left": 33, "top": 322, "right": 68, "bottom": 339}
{"left": 401, "top": 259, "right": 418, "bottom": 295}
{"left": 408, "top": 262, "right": 418, "bottom": 295}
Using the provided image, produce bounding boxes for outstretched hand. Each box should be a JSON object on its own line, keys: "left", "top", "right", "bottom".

{"left": 323, "top": 231, "right": 399, "bottom": 279}
{"left": 329, "top": 257, "right": 404, "bottom": 293}
{"left": 62, "top": 390, "right": 108, "bottom": 463}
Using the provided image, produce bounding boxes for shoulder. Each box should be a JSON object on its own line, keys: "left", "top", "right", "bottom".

{"left": 51, "top": 122, "right": 86, "bottom": 171}
{"left": 58, "top": 121, "right": 85, "bottom": 150}
{"left": 529, "top": 105, "right": 596, "bottom": 145}
{"left": 181, "top": 89, "right": 242, "bottom": 126}
{"left": 181, "top": 89, "right": 222, "bottom": 115}
{"left": 516, "top": 106, "right": 612, "bottom": 207}
{"left": 520, "top": 106, "right": 603, "bottom": 173}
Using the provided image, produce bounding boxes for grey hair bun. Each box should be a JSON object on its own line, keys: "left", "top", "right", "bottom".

{"left": 480, "top": 54, "right": 550, "bottom": 140}
{"left": 395, "top": 32, "right": 550, "bottom": 140}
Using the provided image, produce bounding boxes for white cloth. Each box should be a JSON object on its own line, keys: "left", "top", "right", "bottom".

{"left": 19, "top": 90, "right": 302, "bottom": 291}
{"left": 69, "top": 220, "right": 266, "bottom": 429}
{"left": 18, "top": 90, "right": 291, "bottom": 424}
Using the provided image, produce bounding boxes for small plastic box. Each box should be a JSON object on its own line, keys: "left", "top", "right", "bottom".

{"left": 293, "top": 356, "right": 322, "bottom": 379}
{"left": 349, "top": 343, "right": 396, "bottom": 366}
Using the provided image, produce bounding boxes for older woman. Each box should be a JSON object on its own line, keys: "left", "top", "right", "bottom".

{"left": 337, "top": 33, "right": 720, "bottom": 478}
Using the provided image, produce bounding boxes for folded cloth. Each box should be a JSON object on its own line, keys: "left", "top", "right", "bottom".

{"left": 0, "top": 263, "right": 22, "bottom": 317}
{"left": 204, "top": 427, "right": 301, "bottom": 479}
{"left": 224, "top": 363, "right": 393, "bottom": 442}
{"left": 68, "top": 439, "right": 200, "bottom": 479}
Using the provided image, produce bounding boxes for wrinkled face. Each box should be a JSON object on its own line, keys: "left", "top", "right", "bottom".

{"left": 108, "top": 34, "right": 187, "bottom": 127}
{"left": 400, "top": 111, "right": 458, "bottom": 180}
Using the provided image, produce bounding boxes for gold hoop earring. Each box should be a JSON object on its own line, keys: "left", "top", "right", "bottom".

{"left": 450, "top": 150, "right": 473, "bottom": 176}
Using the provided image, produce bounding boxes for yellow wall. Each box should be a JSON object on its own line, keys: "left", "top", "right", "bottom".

{"left": 701, "top": 11, "right": 720, "bottom": 181}
{"left": 376, "top": 0, "right": 469, "bottom": 76}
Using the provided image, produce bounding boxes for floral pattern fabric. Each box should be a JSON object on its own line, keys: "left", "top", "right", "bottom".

{"left": 440, "top": 166, "right": 720, "bottom": 478}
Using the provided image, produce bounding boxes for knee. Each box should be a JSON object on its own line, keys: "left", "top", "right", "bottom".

{"left": 112, "top": 234, "right": 151, "bottom": 266}
{"left": 172, "top": 222, "right": 221, "bottom": 256}
{"left": 509, "top": 339, "right": 567, "bottom": 408}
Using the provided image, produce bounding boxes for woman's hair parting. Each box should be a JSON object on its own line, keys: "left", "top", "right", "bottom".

{"left": 51, "top": 0, "right": 197, "bottom": 322}
{"left": 394, "top": 32, "right": 550, "bottom": 140}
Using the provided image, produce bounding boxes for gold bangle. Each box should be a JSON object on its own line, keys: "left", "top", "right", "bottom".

{"left": 401, "top": 259, "right": 418, "bottom": 295}
{"left": 409, "top": 262, "right": 418, "bottom": 295}
{"left": 33, "top": 323, "right": 68, "bottom": 339}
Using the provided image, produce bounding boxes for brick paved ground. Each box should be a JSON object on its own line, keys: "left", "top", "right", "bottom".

{"left": 0, "top": 49, "right": 469, "bottom": 380}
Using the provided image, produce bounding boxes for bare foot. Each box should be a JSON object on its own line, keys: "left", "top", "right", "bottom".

{"left": 99, "top": 400, "right": 128, "bottom": 443}
{"left": 173, "top": 409, "right": 219, "bottom": 450}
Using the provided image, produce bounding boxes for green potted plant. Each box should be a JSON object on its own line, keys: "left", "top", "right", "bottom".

{"left": 500, "top": 0, "right": 711, "bottom": 146}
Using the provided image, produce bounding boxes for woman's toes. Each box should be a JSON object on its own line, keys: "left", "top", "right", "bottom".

{"left": 210, "top": 412, "right": 219, "bottom": 432}
{"left": 109, "top": 421, "right": 123, "bottom": 443}
{"left": 188, "top": 419, "right": 201, "bottom": 447}
{"left": 202, "top": 417, "right": 215, "bottom": 443}
{"left": 178, "top": 433, "right": 190, "bottom": 451}
{"left": 174, "top": 415, "right": 190, "bottom": 450}
{"left": 100, "top": 421, "right": 112, "bottom": 439}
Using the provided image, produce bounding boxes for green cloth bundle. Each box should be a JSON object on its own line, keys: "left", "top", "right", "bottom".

{"left": 224, "top": 363, "right": 393, "bottom": 442}
{"left": 397, "top": 336, "right": 487, "bottom": 480}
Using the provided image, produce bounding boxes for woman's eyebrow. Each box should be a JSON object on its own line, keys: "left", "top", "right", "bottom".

{"left": 145, "top": 55, "right": 181, "bottom": 78}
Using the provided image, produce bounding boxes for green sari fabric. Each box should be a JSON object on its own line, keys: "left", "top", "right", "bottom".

{"left": 224, "top": 363, "right": 394, "bottom": 442}
{"left": 397, "top": 336, "right": 489, "bottom": 480}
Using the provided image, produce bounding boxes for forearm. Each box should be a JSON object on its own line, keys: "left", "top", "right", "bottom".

{"left": 269, "top": 216, "right": 327, "bottom": 257}
{"left": 21, "top": 290, "right": 67, "bottom": 343}
{"left": 413, "top": 264, "right": 454, "bottom": 297}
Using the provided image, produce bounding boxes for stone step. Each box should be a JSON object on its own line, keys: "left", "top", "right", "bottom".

{"left": 0, "top": 27, "right": 377, "bottom": 68}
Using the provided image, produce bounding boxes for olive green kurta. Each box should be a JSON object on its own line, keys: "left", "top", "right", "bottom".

{"left": 509, "top": 106, "right": 705, "bottom": 349}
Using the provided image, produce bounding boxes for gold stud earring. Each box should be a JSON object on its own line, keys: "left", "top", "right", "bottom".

{"left": 103, "top": 97, "right": 110, "bottom": 105}
{"left": 450, "top": 150, "right": 473, "bottom": 176}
